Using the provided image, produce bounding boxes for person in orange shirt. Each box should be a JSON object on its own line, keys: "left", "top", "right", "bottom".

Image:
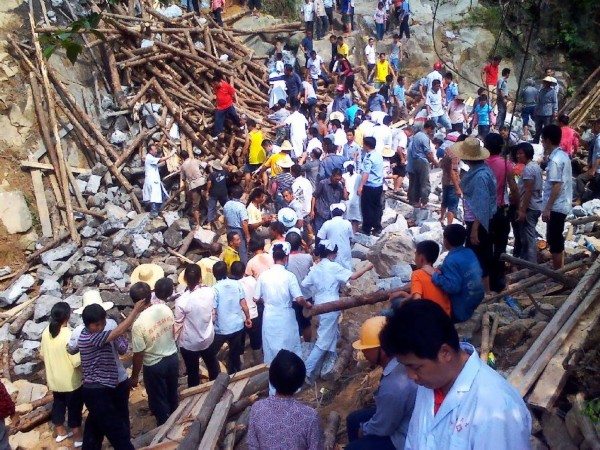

{"left": 394, "top": 240, "right": 452, "bottom": 317}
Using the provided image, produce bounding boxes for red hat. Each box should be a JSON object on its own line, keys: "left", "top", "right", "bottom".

{"left": 434, "top": 61, "right": 443, "bottom": 70}
{"left": 336, "top": 84, "right": 345, "bottom": 92}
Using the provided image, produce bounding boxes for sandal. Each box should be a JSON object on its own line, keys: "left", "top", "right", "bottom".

{"left": 56, "top": 432, "right": 74, "bottom": 443}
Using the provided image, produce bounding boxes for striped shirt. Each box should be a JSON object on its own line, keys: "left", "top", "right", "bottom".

{"left": 78, "top": 329, "right": 119, "bottom": 388}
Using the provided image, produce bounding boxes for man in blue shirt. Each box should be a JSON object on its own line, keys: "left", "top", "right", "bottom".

{"left": 444, "top": 72, "right": 459, "bottom": 106}
{"left": 472, "top": 94, "right": 492, "bottom": 139}
{"left": 408, "top": 120, "right": 437, "bottom": 208}
{"left": 399, "top": 0, "right": 411, "bottom": 39}
{"left": 284, "top": 64, "right": 303, "bottom": 105}
{"left": 358, "top": 136, "right": 384, "bottom": 235}
{"left": 223, "top": 184, "right": 250, "bottom": 264}
{"left": 393, "top": 75, "right": 407, "bottom": 119}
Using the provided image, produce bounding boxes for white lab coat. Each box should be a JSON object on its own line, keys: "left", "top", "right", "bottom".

{"left": 142, "top": 154, "right": 168, "bottom": 203}
{"left": 317, "top": 216, "right": 354, "bottom": 270}
{"left": 405, "top": 343, "right": 532, "bottom": 450}
{"left": 253, "top": 264, "right": 304, "bottom": 364}
{"left": 301, "top": 259, "right": 352, "bottom": 352}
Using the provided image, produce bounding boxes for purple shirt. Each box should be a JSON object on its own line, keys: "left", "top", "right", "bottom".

{"left": 247, "top": 396, "right": 324, "bottom": 450}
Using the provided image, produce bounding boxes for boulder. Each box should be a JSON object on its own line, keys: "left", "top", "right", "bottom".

{"left": 105, "top": 203, "right": 128, "bottom": 221}
{"left": 162, "top": 211, "right": 180, "bottom": 227}
{"left": 72, "top": 273, "right": 97, "bottom": 289}
{"left": 132, "top": 234, "right": 151, "bottom": 257}
{"left": 0, "top": 274, "right": 35, "bottom": 307}
{"left": 582, "top": 199, "right": 600, "bottom": 216}
{"left": 194, "top": 227, "right": 217, "bottom": 246}
{"left": 85, "top": 174, "right": 102, "bottom": 194}
{"left": 97, "top": 217, "right": 125, "bottom": 236}
{"left": 351, "top": 243, "right": 369, "bottom": 260}
{"left": 421, "top": 219, "right": 443, "bottom": 233}
{"left": 68, "top": 261, "right": 98, "bottom": 276}
{"left": 13, "top": 362, "right": 37, "bottom": 377}
{"left": 0, "top": 323, "right": 16, "bottom": 341}
{"left": 12, "top": 348, "right": 36, "bottom": 365}
{"left": 9, "top": 430, "right": 40, "bottom": 450}
{"left": 376, "top": 277, "right": 407, "bottom": 290}
{"left": 38, "top": 278, "right": 61, "bottom": 295}
{"left": 381, "top": 207, "right": 397, "bottom": 228}
{"left": 40, "top": 242, "right": 77, "bottom": 265}
{"left": 349, "top": 260, "right": 379, "bottom": 296}
{"left": 352, "top": 233, "right": 380, "bottom": 248}
{"left": 163, "top": 227, "right": 183, "bottom": 249}
{"left": 171, "top": 218, "right": 192, "bottom": 233}
{"left": 495, "top": 319, "right": 536, "bottom": 348}
{"left": 414, "top": 230, "right": 444, "bottom": 246}
{"left": 148, "top": 217, "right": 168, "bottom": 233}
{"left": 367, "top": 232, "right": 416, "bottom": 278}
{"left": 0, "top": 191, "right": 33, "bottom": 234}
{"left": 126, "top": 212, "right": 150, "bottom": 233}
{"left": 33, "top": 294, "right": 62, "bottom": 321}
{"left": 80, "top": 226, "right": 97, "bottom": 238}
{"left": 22, "top": 321, "right": 47, "bottom": 340}
{"left": 391, "top": 262, "right": 413, "bottom": 282}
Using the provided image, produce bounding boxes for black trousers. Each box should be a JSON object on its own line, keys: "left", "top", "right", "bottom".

{"left": 399, "top": 15, "right": 410, "bottom": 39}
{"left": 82, "top": 381, "right": 133, "bottom": 450}
{"left": 242, "top": 303, "right": 264, "bottom": 351}
{"left": 360, "top": 185, "right": 383, "bottom": 234}
{"left": 489, "top": 206, "right": 510, "bottom": 292}
{"left": 210, "top": 329, "right": 245, "bottom": 374}
{"left": 465, "top": 221, "right": 493, "bottom": 279}
{"left": 52, "top": 387, "right": 84, "bottom": 428}
{"left": 143, "top": 353, "right": 179, "bottom": 426}
{"left": 180, "top": 346, "right": 221, "bottom": 387}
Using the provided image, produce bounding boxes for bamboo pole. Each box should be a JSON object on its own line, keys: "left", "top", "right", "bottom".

{"left": 303, "top": 287, "right": 409, "bottom": 317}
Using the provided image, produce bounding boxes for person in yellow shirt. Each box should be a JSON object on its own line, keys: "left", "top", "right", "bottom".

{"left": 197, "top": 242, "right": 223, "bottom": 287}
{"left": 40, "top": 302, "right": 83, "bottom": 445}
{"left": 369, "top": 52, "right": 395, "bottom": 87}
{"left": 336, "top": 36, "right": 350, "bottom": 58}
{"left": 243, "top": 119, "right": 266, "bottom": 187}
{"left": 258, "top": 140, "right": 294, "bottom": 190}
{"left": 221, "top": 231, "right": 242, "bottom": 273}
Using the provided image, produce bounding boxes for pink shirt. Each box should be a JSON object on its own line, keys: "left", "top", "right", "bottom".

{"left": 245, "top": 253, "right": 274, "bottom": 279}
{"left": 560, "top": 126, "right": 578, "bottom": 156}
{"left": 486, "top": 154, "right": 514, "bottom": 206}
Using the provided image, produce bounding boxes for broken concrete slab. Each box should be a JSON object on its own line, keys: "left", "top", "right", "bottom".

{"left": 40, "top": 242, "right": 78, "bottom": 265}
{"left": 22, "top": 320, "right": 47, "bottom": 341}
{"left": 105, "top": 203, "right": 128, "bottom": 220}
{"left": 194, "top": 227, "right": 216, "bottom": 246}
{"left": 0, "top": 274, "right": 35, "bottom": 307}
{"left": 85, "top": 174, "right": 102, "bottom": 194}
{"left": 34, "top": 294, "right": 63, "bottom": 321}
{"left": 0, "top": 191, "right": 33, "bottom": 234}
{"left": 97, "top": 217, "right": 126, "bottom": 236}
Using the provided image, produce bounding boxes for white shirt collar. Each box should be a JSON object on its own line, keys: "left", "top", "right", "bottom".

{"left": 382, "top": 357, "right": 399, "bottom": 377}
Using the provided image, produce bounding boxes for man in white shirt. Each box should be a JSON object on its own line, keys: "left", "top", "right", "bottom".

{"left": 283, "top": 99, "right": 308, "bottom": 160}
{"left": 316, "top": 203, "right": 354, "bottom": 270}
{"left": 365, "top": 38, "right": 377, "bottom": 82}
{"left": 425, "top": 62, "right": 444, "bottom": 93}
{"left": 371, "top": 115, "right": 393, "bottom": 154}
{"left": 331, "top": 119, "right": 348, "bottom": 154}
{"left": 291, "top": 164, "right": 315, "bottom": 237}
{"left": 426, "top": 80, "right": 451, "bottom": 130}
{"left": 379, "top": 300, "right": 531, "bottom": 450}
{"left": 306, "top": 50, "right": 330, "bottom": 91}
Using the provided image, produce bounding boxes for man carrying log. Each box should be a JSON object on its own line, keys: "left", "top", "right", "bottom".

{"left": 211, "top": 72, "right": 243, "bottom": 142}
{"left": 180, "top": 150, "right": 207, "bottom": 230}
{"left": 380, "top": 300, "right": 531, "bottom": 449}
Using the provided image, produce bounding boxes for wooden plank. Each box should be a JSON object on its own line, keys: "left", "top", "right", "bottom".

{"left": 229, "top": 378, "right": 250, "bottom": 402}
{"left": 179, "top": 364, "right": 268, "bottom": 399}
{"left": 20, "top": 160, "right": 91, "bottom": 174}
{"left": 150, "top": 396, "right": 194, "bottom": 445}
{"left": 30, "top": 169, "right": 52, "bottom": 237}
{"left": 49, "top": 173, "right": 67, "bottom": 226}
{"left": 30, "top": 125, "right": 74, "bottom": 161}
{"left": 197, "top": 390, "right": 234, "bottom": 450}
{"left": 527, "top": 285, "right": 600, "bottom": 409}
{"left": 508, "top": 255, "right": 600, "bottom": 395}
{"left": 163, "top": 391, "right": 209, "bottom": 443}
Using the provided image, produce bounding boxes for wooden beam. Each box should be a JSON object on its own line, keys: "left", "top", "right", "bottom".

{"left": 20, "top": 160, "right": 91, "bottom": 174}
{"left": 29, "top": 168, "right": 52, "bottom": 237}
{"left": 180, "top": 364, "right": 268, "bottom": 399}
{"left": 197, "top": 390, "right": 234, "bottom": 450}
{"left": 500, "top": 254, "right": 577, "bottom": 288}
{"left": 303, "top": 287, "right": 409, "bottom": 317}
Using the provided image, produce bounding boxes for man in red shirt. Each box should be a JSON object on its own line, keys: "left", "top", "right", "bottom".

{"left": 211, "top": 72, "right": 242, "bottom": 141}
{"left": 480, "top": 55, "right": 501, "bottom": 106}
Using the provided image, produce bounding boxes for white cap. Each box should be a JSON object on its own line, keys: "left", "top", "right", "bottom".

{"left": 330, "top": 203, "right": 347, "bottom": 213}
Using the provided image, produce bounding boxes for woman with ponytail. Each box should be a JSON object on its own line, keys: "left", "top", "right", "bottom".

{"left": 40, "top": 302, "right": 83, "bottom": 446}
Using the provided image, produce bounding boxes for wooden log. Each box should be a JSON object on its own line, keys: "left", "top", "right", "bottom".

{"left": 323, "top": 343, "right": 353, "bottom": 381}
{"left": 114, "top": 125, "right": 158, "bottom": 168}
{"left": 303, "top": 287, "right": 409, "bottom": 317}
{"left": 8, "top": 302, "right": 35, "bottom": 335}
{"left": 177, "top": 231, "right": 195, "bottom": 256}
{"left": 29, "top": 168, "right": 52, "bottom": 237}
{"left": 101, "top": 43, "right": 126, "bottom": 108}
{"left": 222, "top": 406, "right": 251, "bottom": 450}
{"left": 527, "top": 282, "right": 600, "bottom": 409}
{"left": 239, "top": 372, "right": 269, "bottom": 398}
{"left": 558, "top": 65, "right": 600, "bottom": 115}
{"left": 180, "top": 364, "right": 268, "bottom": 399}
{"left": 227, "top": 393, "right": 259, "bottom": 419}
{"left": 127, "top": 76, "right": 156, "bottom": 109}
{"left": 489, "top": 313, "right": 500, "bottom": 350}
{"left": 499, "top": 253, "right": 577, "bottom": 288}
{"left": 568, "top": 215, "right": 600, "bottom": 226}
{"left": 197, "top": 389, "right": 234, "bottom": 450}
{"left": 132, "top": 428, "right": 161, "bottom": 449}
{"left": 572, "top": 393, "right": 600, "bottom": 448}
{"left": 20, "top": 160, "right": 91, "bottom": 174}
{"left": 150, "top": 396, "right": 195, "bottom": 445}
{"left": 178, "top": 373, "right": 231, "bottom": 450}
{"left": 15, "top": 403, "right": 52, "bottom": 433}
{"left": 30, "top": 393, "right": 53, "bottom": 409}
{"left": 508, "top": 255, "right": 600, "bottom": 395}
{"left": 57, "top": 204, "right": 107, "bottom": 220}
{"left": 323, "top": 411, "right": 341, "bottom": 450}
{"left": 479, "top": 312, "right": 490, "bottom": 362}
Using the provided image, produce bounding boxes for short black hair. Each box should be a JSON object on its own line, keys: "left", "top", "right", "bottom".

{"left": 155, "top": 277, "right": 174, "bottom": 300}
{"left": 291, "top": 164, "right": 302, "bottom": 177}
{"left": 493, "top": 55, "right": 502, "bottom": 62}
{"left": 209, "top": 242, "right": 223, "bottom": 256}
{"left": 558, "top": 114, "right": 570, "bottom": 125}
{"left": 363, "top": 136, "right": 376, "bottom": 150}
{"left": 311, "top": 148, "right": 322, "bottom": 160}
{"left": 515, "top": 142, "right": 535, "bottom": 160}
{"left": 315, "top": 242, "right": 338, "bottom": 258}
{"left": 248, "top": 236, "right": 266, "bottom": 253}
{"left": 272, "top": 243, "right": 288, "bottom": 262}
{"left": 213, "top": 261, "right": 228, "bottom": 281}
{"left": 443, "top": 224, "right": 467, "bottom": 247}
{"left": 432, "top": 79, "right": 441, "bottom": 87}
{"left": 423, "top": 120, "right": 436, "bottom": 130}
{"left": 82, "top": 303, "right": 106, "bottom": 328}
{"left": 229, "top": 184, "right": 244, "bottom": 199}
{"left": 284, "top": 64, "right": 293, "bottom": 72}
{"left": 270, "top": 221, "right": 287, "bottom": 236}
{"left": 541, "top": 124, "right": 562, "bottom": 145}
{"left": 180, "top": 150, "right": 189, "bottom": 159}
{"left": 379, "top": 300, "right": 460, "bottom": 359}
{"left": 331, "top": 167, "right": 343, "bottom": 177}
{"left": 130, "top": 281, "right": 151, "bottom": 304}
{"left": 501, "top": 68, "right": 511, "bottom": 76}
{"left": 383, "top": 115, "right": 392, "bottom": 126}
{"left": 445, "top": 72, "right": 453, "bottom": 80}
{"left": 269, "top": 349, "right": 306, "bottom": 395}
{"left": 247, "top": 118, "right": 257, "bottom": 128}
{"left": 183, "top": 265, "right": 201, "bottom": 290}
{"left": 227, "top": 231, "right": 240, "bottom": 244}
{"left": 212, "top": 72, "right": 223, "bottom": 83}
{"left": 415, "top": 240, "right": 439, "bottom": 264}
{"left": 330, "top": 119, "right": 341, "bottom": 128}
{"left": 285, "top": 231, "right": 302, "bottom": 251}
{"left": 386, "top": 74, "right": 394, "bottom": 83}
{"left": 484, "top": 132, "right": 504, "bottom": 155}
{"left": 499, "top": 125, "right": 509, "bottom": 133}
{"left": 230, "top": 261, "right": 245, "bottom": 279}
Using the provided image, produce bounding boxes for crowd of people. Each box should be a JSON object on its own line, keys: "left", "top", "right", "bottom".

{"left": 4, "top": 3, "right": 600, "bottom": 449}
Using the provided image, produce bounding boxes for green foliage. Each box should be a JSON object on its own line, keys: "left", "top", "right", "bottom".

{"left": 461, "top": 5, "right": 502, "bottom": 33}
{"left": 261, "top": 0, "right": 300, "bottom": 20}
{"left": 584, "top": 398, "right": 600, "bottom": 425}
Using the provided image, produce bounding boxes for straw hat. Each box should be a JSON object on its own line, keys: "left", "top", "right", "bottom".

{"left": 278, "top": 207, "right": 298, "bottom": 228}
{"left": 329, "top": 111, "right": 345, "bottom": 122}
{"left": 210, "top": 160, "right": 223, "bottom": 171}
{"left": 280, "top": 140, "right": 294, "bottom": 152}
{"left": 542, "top": 76, "right": 557, "bottom": 83}
{"left": 276, "top": 156, "right": 294, "bottom": 169}
{"left": 74, "top": 290, "right": 114, "bottom": 314}
{"left": 178, "top": 263, "right": 202, "bottom": 287}
{"left": 452, "top": 136, "right": 489, "bottom": 161}
{"left": 367, "top": 85, "right": 379, "bottom": 95}
{"left": 390, "top": 119, "right": 407, "bottom": 129}
{"left": 130, "top": 263, "right": 165, "bottom": 290}
{"left": 381, "top": 145, "right": 395, "bottom": 157}
{"left": 456, "top": 93, "right": 467, "bottom": 101}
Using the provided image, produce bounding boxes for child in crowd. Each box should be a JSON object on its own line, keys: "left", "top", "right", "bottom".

{"left": 152, "top": 277, "right": 174, "bottom": 305}
{"left": 394, "top": 240, "right": 452, "bottom": 317}
{"left": 428, "top": 224, "right": 485, "bottom": 323}
{"left": 41, "top": 302, "right": 83, "bottom": 446}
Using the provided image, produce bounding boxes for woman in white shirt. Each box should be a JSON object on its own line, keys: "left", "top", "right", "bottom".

{"left": 175, "top": 264, "right": 220, "bottom": 386}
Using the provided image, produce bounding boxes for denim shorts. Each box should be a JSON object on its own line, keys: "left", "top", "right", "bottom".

{"left": 522, "top": 105, "right": 535, "bottom": 127}
{"left": 244, "top": 163, "right": 262, "bottom": 173}
{"left": 442, "top": 185, "right": 459, "bottom": 213}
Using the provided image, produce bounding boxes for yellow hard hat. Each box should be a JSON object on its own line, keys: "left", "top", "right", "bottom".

{"left": 352, "top": 316, "right": 387, "bottom": 350}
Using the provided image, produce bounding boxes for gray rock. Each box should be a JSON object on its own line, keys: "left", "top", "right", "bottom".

{"left": 104, "top": 263, "right": 124, "bottom": 280}
{"left": 352, "top": 233, "right": 380, "bottom": 248}
{"left": 86, "top": 240, "right": 102, "bottom": 248}
{"left": 114, "top": 116, "right": 129, "bottom": 132}
{"left": 100, "top": 96, "right": 113, "bottom": 111}
{"left": 421, "top": 219, "right": 443, "bottom": 233}
{"left": 85, "top": 174, "right": 102, "bottom": 194}
{"left": 171, "top": 218, "right": 191, "bottom": 233}
{"left": 156, "top": 262, "right": 177, "bottom": 275}
{"left": 582, "top": 199, "right": 600, "bottom": 216}
{"left": 34, "top": 294, "right": 62, "bottom": 321}
{"left": 91, "top": 192, "right": 107, "bottom": 208}
{"left": 98, "top": 218, "right": 125, "bottom": 236}
{"left": 0, "top": 323, "right": 16, "bottom": 341}
{"left": 41, "top": 242, "right": 78, "bottom": 265}
{"left": 163, "top": 227, "right": 183, "bottom": 248}
{"left": 194, "top": 227, "right": 216, "bottom": 246}
{"left": 132, "top": 234, "right": 151, "bottom": 257}
{"left": 391, "top": 262, "right": 413, "bottom": 282}
{"left": 0, "top": 191, "right": 33, "bottom": 234}
{"left": 83, "top": 247, "right": 99, "bottom": 257}
{"left": 72, "top": 273, "right": 97, "bottom": 289}
{"left": 571, "top": 205, "right": 586, "bottom": 217}
{"left": 376, "top": 277, "right": 407, "bottom": 290}
{"left": 13, "top": 348, "right": 36, "bottom": 365}
{"left": 105, "top": 204, "right": 128, "bottom": 221}
{"left": 152, "top": 232, "right": 164, "bottom": 245}
{"left": 367, "top": 233, "right": 416, "bottom": 278}
{"left": 35, "top": 266, "right": 56, "bottom": 282}
{"left": 68, "top": 261, "right": 97, "bottom": 276}
{"left": 126, "top": 213, "right": 150, "bottom": 233}
{"left": 110, "top": 130, "right": 128, "bottom": 144}
{"left": 22, "top": 321, "right": 48, "bottom": 341}
{"left": 351, "top": 243, "right": 369, "bottom": 260}
{"left": 0, "top": 274, "right": 35, "bottom": 307}
{"left": 0, "top": 266, "right": 11, "bottom": 277}
{"left": 14, "top": 362, "right": 38, "bottom": 377}
{"left": 381, "top": 207, "right": 397, "bottom": 228}
{"left": 163, "top": 211, "right": 180, "bottom": 227}
{"left": 80, "top": 226, "right": 97, "bottom": 238}
{"left": 100, "top": 291, "right": 131, "bottom": 307}
{"left": 148, "top": 217, "right": 168, "bottom": 233}
{"left": 38, "top": 278, "right": 61, "bottom": 294}
{"left": 75, "top": 179, "right": 88, "bottom": 194}
{"left": 413, "top": 207, "right": 432, "bottom": 225}
{"left": 63, "top": 294, "right": 83, "bottom": 311}
{"left": 22, "top": 340, "right": 40, "bottom": 350}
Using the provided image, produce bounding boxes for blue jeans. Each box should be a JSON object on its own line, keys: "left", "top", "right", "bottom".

{"left": 431, "top": 114, "right": 452, "bottom": 130}
{"left": 442, "top": 185, "right": 459, "bottom": 213}
{"left": 346, "top": 408, "right": 395, "bottom": 450}
{"left": 478, "top": 124, "right": 491, "bottom": 139}
{"left": 389, "top": 57, "right": 400, "bottom": 72}
{"left": 376, "top": 23, "right": 385, "bottom": 40}
{"left": 213, "top": 105, "right": 241, "bottom": 137}
{"left": 207, "top": 193, "right": 228, "bottom": 223}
